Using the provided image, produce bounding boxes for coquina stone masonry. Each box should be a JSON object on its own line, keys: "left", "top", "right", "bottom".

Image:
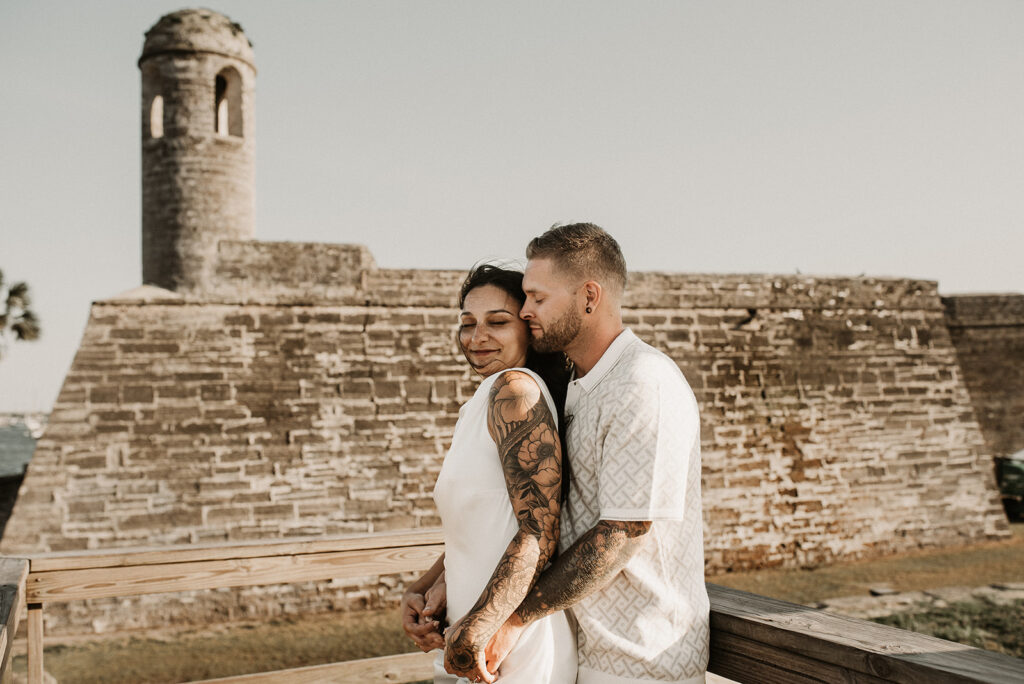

{"left": 942, "top": 294, "right": 1024, "bottom": 459}
{"left": 2, "top": 242, "right": 1011, "bottom": 633}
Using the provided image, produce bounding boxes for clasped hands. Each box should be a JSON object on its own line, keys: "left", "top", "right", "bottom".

{"left": 400, "top": 578, "right": 447, "bottom": 652}
{"left": 402, "top": 588, "right": 523, "bottom": 682}
{"left": 441, "top": 613, "right": 525, "bottom": 683}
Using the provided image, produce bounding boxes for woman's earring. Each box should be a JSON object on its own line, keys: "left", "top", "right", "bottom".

{"left": 586, "top": 306, "right": 592, "bottom": 314}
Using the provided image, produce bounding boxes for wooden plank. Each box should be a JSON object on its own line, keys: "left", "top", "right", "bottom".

{"left": 0, "top": 558, "right": 28, "bottom": 680}
{"left": 29, "top": 528, "right": 444, "bottom": 572}
{"left": 191, "top": 651, "right": 435, "bottom": 683}
{"left": 28, "top": 543, "right": 444, "bottom": 603}
{"left": 708, "top": 583, "right": 1024, "bottom": 684}
{"left": 27, "top": 603, "right": 43, "bottom": 684}
{"left": 709, "top": 629, "right": 891, "bottom": 684}
{"left": 708, "top": 645, "right": 825, "bottom": 684}
{"left": 0, "top": 557, "right": 27, "bottom": 675}
{"left": 709, "top": 585, "right": 1022, "bottom": 683}
{"left": 0, "top": 585, "right": 18, "bottom": 679}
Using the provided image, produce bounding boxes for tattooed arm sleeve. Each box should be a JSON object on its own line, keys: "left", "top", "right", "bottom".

{"left": 443, "top": 370, "right": 562, "bottom": 669}
{"left": 512, "top": 518, "right": 652, "bottom": 627}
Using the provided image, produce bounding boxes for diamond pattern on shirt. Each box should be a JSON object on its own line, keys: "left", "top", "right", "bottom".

{"left": 562, "top": 331, "right": 709, "bottom": 681}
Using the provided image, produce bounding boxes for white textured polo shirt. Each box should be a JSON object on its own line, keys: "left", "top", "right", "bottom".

{"left": 562, "top": 329, "right": 709, "bottom": 684}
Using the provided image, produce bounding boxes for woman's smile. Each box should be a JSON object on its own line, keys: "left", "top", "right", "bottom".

{"left": 459, "top": 284, "right": 530, "bottom": 377}
{"left": 468, "top": 348, "right": 499, "bottom": 362}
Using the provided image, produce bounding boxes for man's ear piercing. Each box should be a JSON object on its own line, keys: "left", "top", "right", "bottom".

{"left": 586, "top": 306, "right": 592, "bottom": 314}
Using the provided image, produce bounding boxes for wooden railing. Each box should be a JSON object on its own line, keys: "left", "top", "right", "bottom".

{"left": 2, "top": 529, "right": 1022, "bottom": 683}
{"left": 707, "top": 584, "right": 1023, "bottom": 683}
{"left": 17, "top": 529, "right": 445, "bottom": 683}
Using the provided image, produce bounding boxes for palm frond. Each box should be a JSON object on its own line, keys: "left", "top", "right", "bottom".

{"left": 0, "top": 271, "right": 41, "bottom": 347}
{"left": 5, "top": 281, "right": 29, "bottom": 311}
{"left": 7, "top": 281, "right": 29, "bottom": 304}
{"left": 12, "top": 311, "right": 40, "bottom": 341}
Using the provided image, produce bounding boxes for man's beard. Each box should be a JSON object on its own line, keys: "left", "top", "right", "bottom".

{"left": 531, "top": 304, "right": 582, "bottom": 353}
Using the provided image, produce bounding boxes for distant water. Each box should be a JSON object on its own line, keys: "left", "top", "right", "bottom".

{"left": 0, "top": 424, "right": 35, "bottom": 478}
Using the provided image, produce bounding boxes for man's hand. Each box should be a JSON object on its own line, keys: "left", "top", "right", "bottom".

{"left": 401, "top": 591, "right": 444, "bottom": 652}
{"left": 484, "top": 613, "right": 526, "bottom": 676}
{"left": 444, "top": 616, "right": 495, "bottom": 683}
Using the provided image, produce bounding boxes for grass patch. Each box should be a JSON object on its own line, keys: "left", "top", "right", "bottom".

{"left": 871, "top": 598, "right": 1024, "bottom": 657}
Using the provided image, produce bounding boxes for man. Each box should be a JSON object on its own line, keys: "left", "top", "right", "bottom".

{"left": 446, "top": 223, "right": 710, "bottom": 683}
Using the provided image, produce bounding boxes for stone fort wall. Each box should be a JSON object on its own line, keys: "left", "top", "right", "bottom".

{"left": 943, "top": 294, "right": 1024, "bottom": 459}
{"left": 3, "top": 241, "right": 1011, "bottom": 633}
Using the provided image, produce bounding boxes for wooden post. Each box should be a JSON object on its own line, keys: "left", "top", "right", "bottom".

{"left": 0, "top": 558, "right": 29, "bottom": 684}
{"left": 27, "top": 603, "right": 42, "bottom": 684}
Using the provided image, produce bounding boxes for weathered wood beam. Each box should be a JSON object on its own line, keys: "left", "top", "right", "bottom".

{"left": 28, "top": 543, "right": 444, "bottom": 603}
{"left": 0, "top": 557, "right": 28, "bottom": 681}
{"left": 708, "top": 584, "right": 1024, "bottom": 684}
{"left": 28, "top": 528, "right": 444, "bottom": 572}
{"left": 26, "top": 603, "right": 43, "bottom": 684}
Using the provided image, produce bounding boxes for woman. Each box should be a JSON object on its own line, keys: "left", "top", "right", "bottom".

{"left": 401, "top": 265, "right": 577, "bottom": 683}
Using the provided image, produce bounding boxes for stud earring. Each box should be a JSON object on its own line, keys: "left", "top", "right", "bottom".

{"left": 586, "top": 306, "right": 592, "bottom": 314}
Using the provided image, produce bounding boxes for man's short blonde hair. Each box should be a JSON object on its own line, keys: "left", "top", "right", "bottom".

{"left": 526, "top": 223, "right": 627, "bottom": 293}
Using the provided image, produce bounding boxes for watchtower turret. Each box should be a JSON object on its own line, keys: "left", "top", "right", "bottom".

{"left": 139, "top": 9, "right": 256, "bottom": 294}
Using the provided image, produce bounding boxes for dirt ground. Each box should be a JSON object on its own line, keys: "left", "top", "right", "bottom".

{"left": 708, "top": 522, "right": 1024, "bottom": 604}
{"left": 11, "top": 523, "right": 1023, "bottom": 683}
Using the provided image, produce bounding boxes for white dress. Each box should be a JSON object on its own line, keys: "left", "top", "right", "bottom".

{"left": 432, "top": 367, "right": 578, "bottom": 683}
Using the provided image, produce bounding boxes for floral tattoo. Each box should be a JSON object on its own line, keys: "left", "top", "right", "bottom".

{"left": 513, "top": 519, "right": 652, "bottom": 626}
{"left": 443, "top": 371, "right": 562, "bottom": 674}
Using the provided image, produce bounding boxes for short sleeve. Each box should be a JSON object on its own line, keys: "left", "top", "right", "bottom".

{"left": 597, "top": 365, "right": 699, "bottom": 521}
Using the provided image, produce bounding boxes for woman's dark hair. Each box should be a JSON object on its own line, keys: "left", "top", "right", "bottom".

{"left": 458, "top": 264, "right": 573, "bottom": 503}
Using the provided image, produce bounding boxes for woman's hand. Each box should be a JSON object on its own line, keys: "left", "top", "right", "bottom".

{"left": 423, "top": 571, "right": 447, "bottom": 625}
{"left": 400, "top": 554, "right": 446, "bottom": 652}
{"left": 401, "top": 590, "right": 444, "bottom": 652}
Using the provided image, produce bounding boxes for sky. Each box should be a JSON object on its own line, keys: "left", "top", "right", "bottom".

{"left": 1, "top": 0, "right": 1022, "bottom": 412}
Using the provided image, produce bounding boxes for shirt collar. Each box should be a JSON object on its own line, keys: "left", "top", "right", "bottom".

{"left": 573, "top": 328, "right": 637, "bottom": 394}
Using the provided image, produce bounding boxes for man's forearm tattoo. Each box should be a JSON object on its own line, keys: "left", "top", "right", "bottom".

{"left": 445, "top": 372, "right": 562, "bottom": 660}
{"left": 513, "top": 519, "right": 651, "bottom": 626}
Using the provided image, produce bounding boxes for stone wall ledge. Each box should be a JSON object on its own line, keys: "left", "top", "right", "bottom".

{"left": 106, "top": 237, "right": 950, "bottom": 310}
{"left": 942, "top": 293, "right": 1024, "bottom": 328}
